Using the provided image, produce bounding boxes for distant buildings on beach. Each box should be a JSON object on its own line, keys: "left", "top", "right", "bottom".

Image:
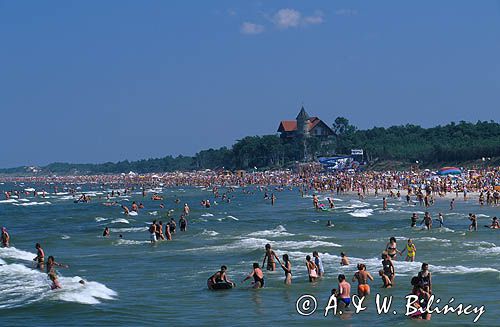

{"left": 277, "top": 106, "right": 334, "bottom": 139}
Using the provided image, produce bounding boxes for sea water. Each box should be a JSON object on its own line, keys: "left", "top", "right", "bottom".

{"left": 0, "top": 184, "right": 499, "bottom": 326}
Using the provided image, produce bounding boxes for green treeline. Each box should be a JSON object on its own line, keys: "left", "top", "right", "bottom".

{"left": 2, "top": 120, "right": 499, "bottom": 175}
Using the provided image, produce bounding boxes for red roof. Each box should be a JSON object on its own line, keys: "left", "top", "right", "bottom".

{"left": 277, "top": 116, "right": 333, "bottom": 135}
{"left": 278, "top": 120, "right": 297, "bottom": 132}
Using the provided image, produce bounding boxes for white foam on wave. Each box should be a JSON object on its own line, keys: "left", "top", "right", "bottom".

{"left": 247, "top": 225, "right": 294, "bottom": 237}
{"left": 201, "top": 229, "right": 219, "bottom": 237}
{"left": 0, "top": 246, "right": 36, "bottom": 261}
{"left": 349, "top": 209, "right": 373, "bottom": 217}
{"left": 0, "top": 199, "right": 18, "bottom": 204}
{"left": 436, "top": 227, "right": 455, "bottom": 233}
{"left": 227, "top": 215, "right": 239, "bottom": 221}
{"left": 110, "top": 227, "right": 148, "bottom": 233}
{"left": 149, "top": 211, "right": 158, "bottom": 216}
{"left": 113, "top": 239, "right": 150, "bottom": 246}
{"left": 54, "top": 276, "right": 117, "bottom": 304}
{"left": 201, "top": 213, "right": 214, "bottom": 217}
{"left": 415, "top": 237, "right": 451, "bottom": 243}
{"left": 0, "top": 263, "right": 116, "bottom": 308}
{"left": 282, "top": 250, "right": 500, "bottom": 277}
{"left": 128, "top": 211, "right": 138, "bottom": 216}
{"left": 184, "top": 237, "right": 341, "bottom": 253}
{"left": 463, "top": 241, "right": 496, "bottom": 248}
{"left": 110, "top": 218, "right": 130, "bottom": 224}
{"left": 95, "top": 217, "right": 108, "bottom": 222}
{"left": 59, "top": 195, "right": 77, "bottom": 200}
{"left": 61, "top": 235, "right": 71, "bottom": 240}
{"left": 13, "top": 201, "right": 51, "bottom": 206}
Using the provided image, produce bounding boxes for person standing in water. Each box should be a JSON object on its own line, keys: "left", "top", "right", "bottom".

{"left": 352, "top": 263, "right": 374, "bottom": 297}
{"left": 400, "top": 239, "right": 417, "bottom": 262}
{"left": 149, "top": 220, "right": 157, "bottom": 243}
{"left": 418, "top": 262, "right": 432, "bottom": 294}
{"left": 313, "top": 194, "right": 319, "bottom": 210}
{"left": 305, "top": 255, "right": 319, "bottom": 282}
{"left": 379, "top": 270, "right": 392, "bottom": 288}
{"left": 327, "top": 197, "right": 334, "bottom": 209}
{"left": 437, "top": 213, "right": 444, "bottom": 228}
{"left": 337, "top": 274, "right": 351, "bottom": 308}
{"left": 411, "top": 213, "right": 418, "bottom": 227}
{"left": 271, "top": 193, "right": 276, "bottom": 206}
{"left": 468, "top": 213, "right": 478, "bottom": 231}
{"left": 340, "top": 252, "right": 350, "bottom": 266}
{"left": 381, "top": 252, "right": 395, "bottom": 285}
{"left": 1, "top": 227, "right": 9, "bottom": 247}
{"left": 46, "top": 255, "right": 69, "bottom": 289}
{"left": 262, "top": 244, "right": 279, "bottom": 271}
{"left": 102, "top": 227, "right": 110, "bottom": 237}
{"left": 183, "top": 203, "right": 190, "bottom": 216}
{"left": 33, "top": 243, "right": 45, "bottom": 270}
{"left": 242, "top": 263, "right": 264, "bottom": 288}
{"left": 421, "top": 212, "right": 432, "bottom": 230}
{"left": 179, "top": 215, "right": 187, "bottom": 231}
{"left": 385, "top": 237, "right": 401, "bottom": 260}
{"left": 280, "top": 254, "right": 292, "bottom": 285}
{"left": 383, "top": 197, "right": 388, "bottom": 210}
{"left": 313, "top": 251, "right": 324, "bottom": 277}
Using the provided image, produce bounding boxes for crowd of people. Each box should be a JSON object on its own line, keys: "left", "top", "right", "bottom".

{"left": 1, "top": 166, "right": 499, "bottom": 321}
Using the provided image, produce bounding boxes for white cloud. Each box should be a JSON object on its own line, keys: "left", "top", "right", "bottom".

{"left": 335, "top": 9, "right": 358, "bottom": 16}
{"left": 240, "top": 22, "right": 265, "bottom": 35}
{"left": 303, "top": 11, "right": 324, "bottom": 25}
{"left": 272, "top": 8, "right": 324, "bottom": 29}
{"left": 273, "top": 8, "right": 302, "bottom": 29}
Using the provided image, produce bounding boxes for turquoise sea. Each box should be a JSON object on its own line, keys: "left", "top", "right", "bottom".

{"left": 1, "top": 182, "right": 499, "bottom": 326}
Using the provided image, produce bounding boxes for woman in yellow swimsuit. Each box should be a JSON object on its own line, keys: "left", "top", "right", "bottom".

{"left": 401, "top": 239, "right": 416, "bottom": 262}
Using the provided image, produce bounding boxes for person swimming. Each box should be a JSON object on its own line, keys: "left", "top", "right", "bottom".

{"left": 207, "top": 265, "right": 235, "bottom": 289}
{"left": 102, "top": 227, "right": 110, "bottom": 237}
{"left": 489, "top": 216, "right": 500, "bottom": 229}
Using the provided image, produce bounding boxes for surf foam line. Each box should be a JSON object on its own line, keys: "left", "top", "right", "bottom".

{"left": 0, "top": 262, "right": 117, "bottom": 308}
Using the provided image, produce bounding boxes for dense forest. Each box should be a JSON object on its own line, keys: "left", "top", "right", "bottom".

{"left": 2, "top": 119, "right": 499, "bottom": 175}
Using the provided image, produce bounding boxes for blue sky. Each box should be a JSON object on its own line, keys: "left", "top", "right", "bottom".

{"left": 1, "top": 0, "right": 500, "bottom": 168}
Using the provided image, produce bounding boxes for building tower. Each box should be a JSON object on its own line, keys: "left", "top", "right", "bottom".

{"left": 296, "top": 106, "right": 310, "bottom": 137}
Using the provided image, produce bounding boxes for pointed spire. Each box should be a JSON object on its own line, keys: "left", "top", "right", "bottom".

{"left": 296, "top": 106, "right": 310, "bottom": 120}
